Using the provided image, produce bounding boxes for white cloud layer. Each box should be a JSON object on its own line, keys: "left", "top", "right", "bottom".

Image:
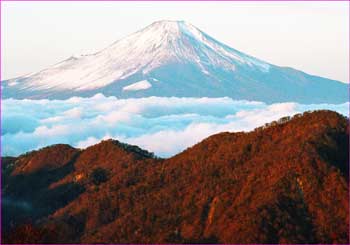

{"left": 1, "top": 94, "right": 348, "bottom": 157}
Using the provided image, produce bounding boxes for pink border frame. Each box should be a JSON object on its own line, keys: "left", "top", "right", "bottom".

{"left": 0, "top": 1, "right": 348, "bottom": 245}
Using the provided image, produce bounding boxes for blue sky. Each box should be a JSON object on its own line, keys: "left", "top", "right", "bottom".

{"left": 1, "top": 1, "right": 349, "bottom": 82}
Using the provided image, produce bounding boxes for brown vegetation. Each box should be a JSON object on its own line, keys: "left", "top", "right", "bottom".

{"left": 2, "top": 110, "right": 349, "bottom": 244}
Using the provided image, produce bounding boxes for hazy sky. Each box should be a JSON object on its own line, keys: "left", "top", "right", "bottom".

{"left": 1, "top": 1, "right": 349, "bottom": 82}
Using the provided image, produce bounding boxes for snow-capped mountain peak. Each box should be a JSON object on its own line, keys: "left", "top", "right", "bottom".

{"left": 10, "top": 20, "right": 269, "bottom": 92}
{"left": 3, "top": 20, "right": 347, "bottom": 104}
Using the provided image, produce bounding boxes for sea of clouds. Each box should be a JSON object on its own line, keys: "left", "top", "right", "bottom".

{"left": 1, "top": 94, "right": 348, "bottom": 157}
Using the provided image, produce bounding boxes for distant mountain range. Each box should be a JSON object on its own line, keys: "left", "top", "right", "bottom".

{"left": 2, "top": 20, "right": 348, "bottom": 103}
{"left": 2, "top": 110, "right": 349, "bottom": 243}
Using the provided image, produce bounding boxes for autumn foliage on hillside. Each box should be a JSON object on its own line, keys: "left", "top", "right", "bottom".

{"left": 2, "top": 110, "right": 349, "bottom": 244}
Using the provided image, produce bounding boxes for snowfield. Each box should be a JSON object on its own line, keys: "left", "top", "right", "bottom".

{"left": 123, "top": 80, "right": 152, "bottom": 91}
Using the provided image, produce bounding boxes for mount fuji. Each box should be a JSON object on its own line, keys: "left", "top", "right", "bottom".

{"left": 2, "top": 20, "right": 348, "bottom": 103}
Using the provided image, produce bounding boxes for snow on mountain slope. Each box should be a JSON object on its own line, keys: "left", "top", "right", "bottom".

{"left": 14, "top": 21, "right": 268, "bottom": 91}
{"left": 2, "top": 20, "right": 348, "bottom": 103}
{"left": 123, "top": 80, "right": 152, "bottom": 91}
